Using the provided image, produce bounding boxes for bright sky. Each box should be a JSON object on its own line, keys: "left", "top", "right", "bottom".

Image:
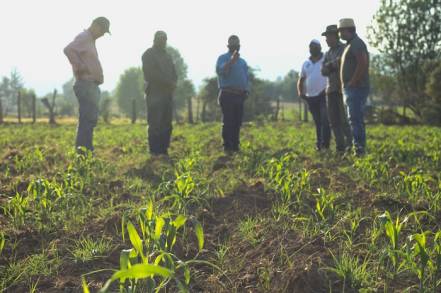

{"left": 0, "top": 0, "right": 380, "bottom": 96}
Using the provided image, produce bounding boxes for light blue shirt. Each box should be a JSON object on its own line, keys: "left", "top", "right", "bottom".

{"left": 216, "top": 52, "right": 249, "bottom": 92}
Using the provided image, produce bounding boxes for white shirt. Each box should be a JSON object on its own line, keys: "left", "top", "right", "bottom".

{"left": 300, "top": 55, "right": 327, "bottom": 97}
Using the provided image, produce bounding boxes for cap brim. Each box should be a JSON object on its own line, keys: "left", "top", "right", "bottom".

{"left": 322, "top": 30, "right": 338, "bottom": 36}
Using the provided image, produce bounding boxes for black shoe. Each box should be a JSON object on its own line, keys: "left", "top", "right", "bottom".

{"left": 224, "top": 148, "right": 239, "bottom": 156}
{"left": 355, "top": 148, "right": 366, "bottom": 157}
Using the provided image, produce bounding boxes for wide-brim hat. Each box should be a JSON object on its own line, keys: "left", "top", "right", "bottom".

{"left": 322, "top": 25, "right": 338, "bottom": 36}
{"left": 338, "top": 18, "right": 356, "bottom": 30}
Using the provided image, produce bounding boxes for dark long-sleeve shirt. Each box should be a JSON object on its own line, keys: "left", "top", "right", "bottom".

{"left": 322, "top": 42, "right": 345, "bottom": 94}
{"left": 142, "top": 46, "right": 177, "bottom": 96}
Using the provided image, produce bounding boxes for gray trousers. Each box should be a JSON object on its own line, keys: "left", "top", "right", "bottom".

{"left": 73, "top": 80, "right": 100, "bottom": 152}
{"left": 327, "top": 91, "right": 352, "bottom": 151}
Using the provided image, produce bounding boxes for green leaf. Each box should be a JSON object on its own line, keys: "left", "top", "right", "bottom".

{"left": 121, "top": 214, "right": 127, "bottom": 242}
{"left": 0, "top": 232, "right": 5, "bottom": 255}
{"left": 154, "top": 217, "right": 165, "bottom": 240}
{"left": 175, "top": 279, "right": 189, "bottom": 293}
{"left": 183, "top": 264, "right": 191, "bottom": 285}
{"left": 146, "top": 199, "right": 154, "bottom": 221}
{"left": 82, "top": 277, "right": 90, "bottom": 293}
{"left": 173, "top": 215, "right": 187, "bottom": 230}
{"left": 120, "top": 249, "right": 131, "bottom": 270}
{"left": 194, "top": 220, "right": 204, "bottom": 251}
{"left": 127, "top": 221, "right": 144, "bottom": 259}
{"left": 110, "top": 263, "right": 173, "bottom": 281}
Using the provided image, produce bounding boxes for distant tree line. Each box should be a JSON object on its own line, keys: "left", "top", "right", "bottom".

{"left": 368, "top": 0, "right": 441, "bottom": 125}
{"left": 1, "top": 0, "right": 439, "bottom": 125}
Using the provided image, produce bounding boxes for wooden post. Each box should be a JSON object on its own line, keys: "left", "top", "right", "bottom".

{"left": 173, "top": 101, "right": 180, "bottom": 123}
{"left": 187, "top": 96, "right": 194, "bottom": 124}
{"left": 41, "top": 89, "right": 57, "bottom": 124}
{"left": 196, "top": 96, "right": 200, "bottom": 122}
{"left": 281, "top": 102, "right": 285, "bottom": 121}
{"left": 131, "top": 98, "right": 137, "bottom": 124}
{"left": 303, "top": 100, "right": 309, "bottom": 122}
{"left": 0, "top": 97, "right": 3, "bottom": 124}
{"left": 274, "top": 96, "right": 280, "bottom": 121}
{"left": 32, "top": 94, "right": 36, "bottom": 124}
{"left": 201, "top": 100, "right": 207, "bottom": 122}
{"left": 17, "top": 91, "right": 22, "bottom": 123}
{"left": 49, "top": 90, "right": 56, "bottom": 124}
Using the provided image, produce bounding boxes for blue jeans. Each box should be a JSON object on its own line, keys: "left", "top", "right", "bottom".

{"left": 343, "top": 87, "right": 369, "bottom": 152}
{"left": 74, "top": 80, "right": 101, "bottom": 152}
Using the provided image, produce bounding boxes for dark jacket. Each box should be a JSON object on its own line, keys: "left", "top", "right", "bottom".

{"left": 142, "top": 46, "right": 177, "bottom": 96}
{"left": 322, "top": 41, "right": 345, "bottom": 94}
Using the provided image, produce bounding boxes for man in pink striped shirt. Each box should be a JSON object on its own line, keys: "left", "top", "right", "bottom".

{"left": 64, "top": 17, "right": 110, "bottom": 153}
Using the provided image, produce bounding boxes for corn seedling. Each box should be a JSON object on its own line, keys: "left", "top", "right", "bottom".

{"left": 378, "top": 211, "right": 408, "bottom": 276}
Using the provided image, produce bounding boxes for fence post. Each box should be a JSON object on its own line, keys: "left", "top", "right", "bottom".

{"left": 131, "top": 98, "right": 137, "bottom": 124}
{"left": 187, "top": 96, "right": 194, "bottom": 124}
{"left": 0, "top": 97, "right": 3, "bottom": 124}
{"left": 17, "top": 91, "right": 22, "bottom": 123}
{"left": 32, "top": 94, "right": 36, "bottom": 124}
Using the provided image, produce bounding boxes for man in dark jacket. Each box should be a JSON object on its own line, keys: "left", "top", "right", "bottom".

{"left": 142, "top": 31, "right": 177, "bottom": 156}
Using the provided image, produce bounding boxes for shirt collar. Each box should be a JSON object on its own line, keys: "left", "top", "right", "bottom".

{"left": 309, "top": 53, "right": 324, "bottom": 63}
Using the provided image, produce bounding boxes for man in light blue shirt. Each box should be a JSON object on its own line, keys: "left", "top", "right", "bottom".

{"left": 216, "top": 35, "right": 249, "bottom": 154}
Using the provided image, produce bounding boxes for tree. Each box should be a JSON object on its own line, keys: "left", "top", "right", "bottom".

{"left": 166, "top": 47, "right": 193, "bottom": 119}
{"left": 41, "top": 90, "right": 58, "bottom": 124}
{"left": 115, "top": 67, "right": 145, "bottom": 118}
{"left": 369, "top": 0, "right": 441, "bottom": 118}
{"left": 198, "top": 77, "right": 220, "bottom": 122}
{"left": 10, "top": 70, "right": 24, "bottom": 117}
{"left": 115, "top": 46, "right": 190, "bottom": 119}
{"left": 369, "top": 54, "right": 399, "bottom": 108}
{"left": 244, "top": 69, "right": 274, "bottom": 121}
{"left": 0, "top": 77, "right": 11, "bottom": 123}
{"left": 424, "top": 59, "right": 441, "bottom": 124}
{"left": 100, "top": 90, "right": 113, "bottom": 124}
{"left": 60, "top": 79, "right": 77, "bottom": 116}
{"left": 277, "top": 70, "right": 300, "bottom": 102}
{"left": 174, "top": 79, "right": 196, "bottom": 123}
{"left": 19, "top": 88, "right": 37, "bottom": 118}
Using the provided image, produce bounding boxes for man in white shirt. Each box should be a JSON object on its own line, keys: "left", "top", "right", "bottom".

{"left": 297, "top": 39, "right": 331, "bottom": 150}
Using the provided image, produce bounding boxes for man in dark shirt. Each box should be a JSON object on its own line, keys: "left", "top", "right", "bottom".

{"left": 321, "top": 24, "right": 353, "bottom": 153}
{"left": 142, "top": 31, "right": 177, "bottom": 157}
{"left": 339, "top": 18, "right": 370, "bottom": 156}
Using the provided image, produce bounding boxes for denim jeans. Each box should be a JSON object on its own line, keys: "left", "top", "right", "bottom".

{"left": 306, "top": 93, "right": 331, "bottom": 149}
{"left": 146, "top": 94, "right": 173, "bottom": 155}
{"left": 73, "top": 80, "right": 100, "bottom": 152}
{"left": 343, "top": 87, "right": 370, "bottom": 153}
{"left": 219, "top": 91, "right": 245, "bottom": 152}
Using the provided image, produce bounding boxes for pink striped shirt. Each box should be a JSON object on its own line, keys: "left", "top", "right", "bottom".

{"left": 64, "top": 30, "right": 104, "bottom": 84}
